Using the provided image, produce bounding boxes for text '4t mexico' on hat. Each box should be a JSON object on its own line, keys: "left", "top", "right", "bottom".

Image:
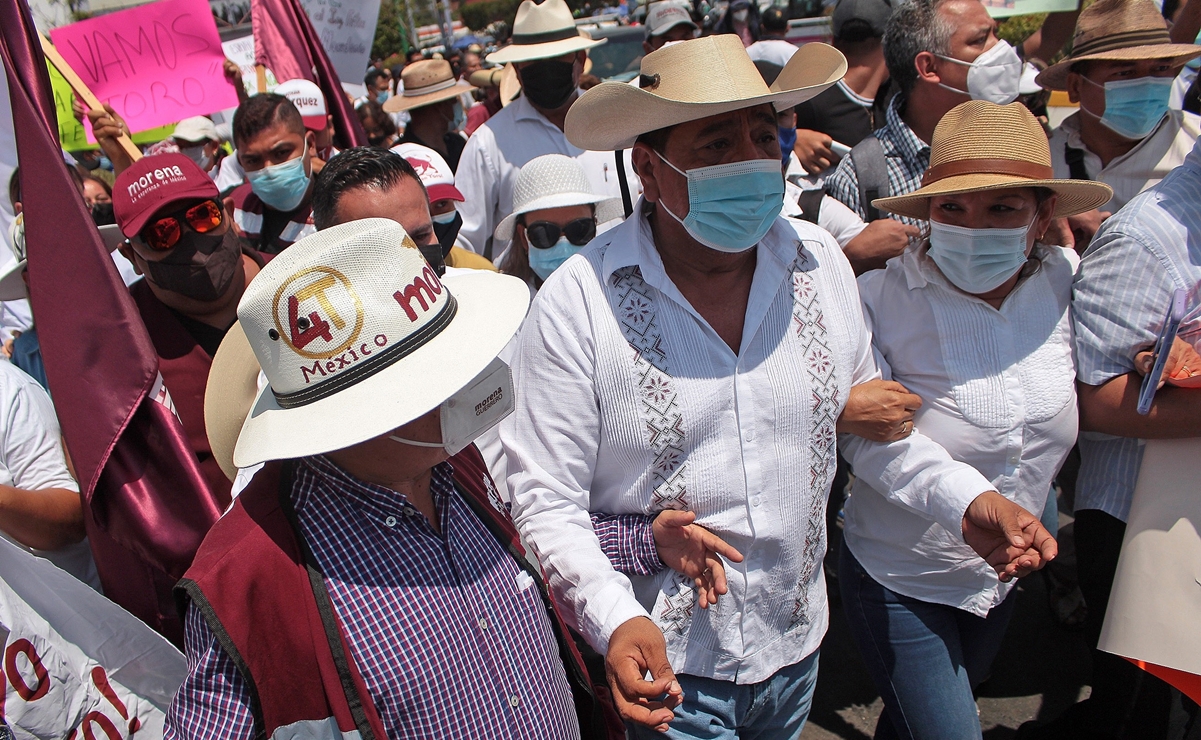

{"left": 565, "top": 35, "right": 846, "bottom": 151}
{"left": 486, "top": 0, "right": 605, "bottom": 64}
{"left": 230, "top": 218, "right": 529, "bottom": 468}
{"left": 113, "top": 153, "right": 220, "bottom": 238}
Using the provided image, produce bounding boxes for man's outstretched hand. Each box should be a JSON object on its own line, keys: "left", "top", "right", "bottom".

{"left": 606, "top": 617, "right": 683, "bottom": 732}
{"left": 962, "top": 491, "right": 1057, "bottom": 582}
{"left": 653, "top": 510, "right": 744, "bottom": 609}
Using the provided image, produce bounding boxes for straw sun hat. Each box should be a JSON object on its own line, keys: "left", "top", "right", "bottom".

{"left": 873, "top": 101, "right": 1113, "bottom": 221}
{"left": 565, "top": 34, "right": 846, "bottom": 151}
{"left": 221, "top": 218, "right": 529, "bottom": 468}
{"left": 486, "top": 0, "right": 605, "bottom": 65}
{"left": 494, "top": 154, "right": 624, "bottom": 241}
{"left": 383, "top": 59, "right": 475, "bottom": 113}
{"left": 1036, "top": 0, "right": 1201, "bottom": 91}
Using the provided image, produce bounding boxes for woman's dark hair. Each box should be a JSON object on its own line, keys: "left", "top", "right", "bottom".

{"left": 82, "top": 176, "right": 112, "bottom": 197}
{"left": 498, "top": 205, "right": 596, "bottom": 284}
{"left": 356, "top": 101, "right": 397, "bottom": 141}
{"left": 311, "top": 147, "right": 424, "bottom": 229}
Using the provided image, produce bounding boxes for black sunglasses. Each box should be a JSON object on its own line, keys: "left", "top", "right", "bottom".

{"left": 524, "top": 218, "right": 596, "bottom": 250}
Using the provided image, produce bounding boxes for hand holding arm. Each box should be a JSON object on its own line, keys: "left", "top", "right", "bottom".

{"left": 842, "top": 219, "right": 920, "bottom": 275}
{"left": 605, "top": 617, "right": 683, "bottom": 732}
{"left": 837, "top": 379, "right": 922, "bottom": 442}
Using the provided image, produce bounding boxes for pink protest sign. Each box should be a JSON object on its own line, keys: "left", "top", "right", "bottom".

{"left": 49, "top": 0, "right": 239, "bottom": 138}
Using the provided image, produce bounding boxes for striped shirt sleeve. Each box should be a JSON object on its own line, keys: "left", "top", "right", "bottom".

{"left": 590, "top": 512, "right": 665, "bottom": 577}
{"left": 163, "top": 604, "right": 258, "bottom": 740}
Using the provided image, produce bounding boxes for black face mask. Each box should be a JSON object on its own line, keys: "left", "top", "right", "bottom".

{"left": 142, "top": 228, "right": 242, "bottom": 302}
{"left": 433, "top": 211, "right": 463, "bottom": 259}
{"left": 91, "top": 202, "right": 116, "bottom": 226}
{"left": 519, "top": 60, "right": 577, "bottom": 110}
{"left": 417, "top": 239, "right": 447, "bottom": 277}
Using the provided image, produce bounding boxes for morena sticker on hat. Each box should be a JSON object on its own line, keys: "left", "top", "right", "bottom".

{"left": 263, "top": 232, "right": 458, "bottom": 406}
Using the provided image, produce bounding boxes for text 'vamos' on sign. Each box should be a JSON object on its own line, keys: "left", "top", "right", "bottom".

{"left": 49, "top": 0, "right": 239, "bottom": 139}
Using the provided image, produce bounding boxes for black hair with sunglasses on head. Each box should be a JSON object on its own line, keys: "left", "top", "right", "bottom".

{"left": 135, "top": 199, "right": 243, "bottom": 302}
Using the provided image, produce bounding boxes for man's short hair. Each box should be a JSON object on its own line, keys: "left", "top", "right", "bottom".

{"left": 365, "top": 68, "right": 387, "bottom": 88}
{"left": 883, "top": 0, "right": 955, "bottom": 97}
{"left": 762, "top": 7, "right": 788, "bottom": 33}
{"left": 312, "top": 147, "right": 425, "bottom": 230}
{"left": 232, "top": 93, "right": 306, "bottom": 149}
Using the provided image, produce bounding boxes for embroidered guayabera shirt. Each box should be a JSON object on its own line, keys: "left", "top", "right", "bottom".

{"left": 501, "top": 202, "right": 995, "bottom": 684}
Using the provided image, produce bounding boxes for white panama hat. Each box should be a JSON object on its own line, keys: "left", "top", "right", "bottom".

{"left": 231, "top": 218, "right": 530, "bottom": 467}
{"left": 565, "top": 34, "right": 846, "bottom": 151}
{"left": 486, "top": 0, "right": 606, "bottom": 64}
{"left": 494, "top": 154, "right": 624, "bottom": 241}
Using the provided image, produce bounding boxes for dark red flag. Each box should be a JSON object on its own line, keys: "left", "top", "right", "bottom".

{"left": 1, "top": 1, "right": 225, "bottom": 646}
{"left": 252, "top": 0, "right": 368, "bottom": 149}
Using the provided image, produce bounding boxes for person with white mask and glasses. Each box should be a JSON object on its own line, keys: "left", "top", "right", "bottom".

{"left": 839, "top": 100, "right": 1113, "bottom": 740}
{"left": 501, "top": 37, "right": 1057, "bottom": 739}
{"left": 1037, "top": 0, "right": 1201, "bottom": 250}
{"left": 825, "top": 0, "right": 1027, "bottom": 228}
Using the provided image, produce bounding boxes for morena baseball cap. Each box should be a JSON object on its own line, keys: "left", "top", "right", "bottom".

{"left": 832, "top": 0, "right": 893, "bottom": 40}
{"left": 113, "top": 153, "right": 220, "bottom": 238}
{"left": 274, "top": 79, "right": 329, "bottom": 131}
{"left": 645, "top": 2, "right": 699, "bottom": 39}
{"left": 390, "top": 142, "right": 465, "bottom": 203}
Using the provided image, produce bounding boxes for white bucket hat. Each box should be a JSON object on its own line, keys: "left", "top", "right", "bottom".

{"left": 486, "top": 0, "right": 606, "bottom": 64}
{"left": 231, "top": 218, "right": 529, "bottom": 467}
{"left": 565, "top": 34, "right": 846, "bottom": 151}
{"left": 494, "top": 154, "right": 624, "bottom": 241}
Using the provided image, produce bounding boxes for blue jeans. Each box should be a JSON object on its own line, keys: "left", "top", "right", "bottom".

{"left": 626, "top": 650, "right": 820, "bottom": 739}
{"left": 839, "top": 542, "right": 1018, "bottom": 740}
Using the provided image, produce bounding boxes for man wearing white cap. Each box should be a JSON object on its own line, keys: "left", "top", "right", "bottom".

{"left": 167, "top": 219, "right": 614, "bottom": 739}
{"left": 455, "top": 0, "right": 639, "bottom": 261}
{"left": 501, "top": 36, "right": 1055, "bottom": 737}
{"left": 171, "top": 116, "right": 226, "bottom": 179}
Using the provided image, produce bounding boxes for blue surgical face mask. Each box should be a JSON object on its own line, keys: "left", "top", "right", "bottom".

{"left": 246, "top": 140, "right": 312, "bottom": 212}
{"left": 431, "top": 207, "right": 459, "bottom": 224}
{"left": 528, "top": 236, "right": 581, "bottom": 281}
{"left": 1082, "top": 76, "right": 1173, "bottom": 141}
{"left": 451, "top": 102, "right": 466, "bottom": 133}
{"left": 655, "top": 152, "right": 785, "bottom": 253}
{"left": 927, "top": 217, "right": 1034, "bottom": 295}
{"left": 376, "top": 90, "right": 391, "bottom": 104}
{"left": 778, "top": 126, "right": 797, "bottom": 167}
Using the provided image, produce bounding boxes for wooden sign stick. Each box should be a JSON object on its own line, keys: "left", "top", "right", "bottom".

{"left": 37, "top": 31, "right": 142, "bottom": 162}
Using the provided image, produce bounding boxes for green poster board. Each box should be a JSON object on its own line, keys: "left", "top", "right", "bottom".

{"left": 985, "top": 0, "right": 1079, "bottom": 19}
{"left": 48, "top": 62, "right": 175, "bottom": 152}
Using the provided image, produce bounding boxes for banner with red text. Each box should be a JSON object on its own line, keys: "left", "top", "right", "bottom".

{"left": 48, "top": 0, "right": 239, "bottom": 140}
{"left": 0, "top": 537, "right": 186, "bottom": 738}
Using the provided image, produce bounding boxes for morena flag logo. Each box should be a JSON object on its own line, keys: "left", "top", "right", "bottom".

{"left": 270, "top": 266, "right": 365, "bottom": 361}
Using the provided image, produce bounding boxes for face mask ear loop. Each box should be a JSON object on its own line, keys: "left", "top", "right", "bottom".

{"left": 653, "top": 149, "right": 690, "bottom": 224}
{"left": 389, "top": 435, "right": 444, "bottom": 448}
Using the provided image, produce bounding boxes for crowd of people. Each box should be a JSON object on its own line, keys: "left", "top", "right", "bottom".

{"left": 3, "top": 0, "right": 1201, "bottom": 736}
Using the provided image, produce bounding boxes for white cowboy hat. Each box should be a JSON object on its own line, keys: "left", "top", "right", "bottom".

{"left": 486, "top": 0, "right": 606, "bottom": 64}
{"left": 230, "top": 218, "right": 529, "bottom": 467}
{"left": 383, "top": 59, "right": 476, "bottom": 113}
{"left": 0, "top": 219, "right": 124, "bottom": 301}
{"left": 565, "top": 35, "right": 846, "bottom": 151}
{"left": 495, "top": 154, "right": 624, "bottom": 241}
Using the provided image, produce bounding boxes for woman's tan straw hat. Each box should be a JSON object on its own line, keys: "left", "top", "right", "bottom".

{"left": 873, "top": 101, "right": 1113, "bottom": 221}
{"left": 486, "top": 0, "right": 605, "bottom": 64}
{"left": 1036, "top": 0, "right": 1201, "bottom": 91}
{"left": 383, "top": 60, "right": 475, "bottom": 113}
{"left": 564, "top": 34, "right": 846, "bottom": 151}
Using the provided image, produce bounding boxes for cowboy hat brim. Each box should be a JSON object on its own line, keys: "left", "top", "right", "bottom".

{"left": 383, "top": 79, "right": 477, "bottom": 113}
{"left": 564, "top": 42, "right": 846, "bottom": 151}
{"left": 873, "top": 173, "right": 1114, "bottom": 220}
{"left": 486, "top": 35, "right": 605, "bottom": 64}
{"left": 231, "top": 269, "right": 530, "bottom": 468}
{"left": 205, "top": 321, "right": 261, "bottom": 481}
{"left": 1036, "top": 43, "right": 1201, "bottom": 90}
{"left": 495, "top": 192, "right": 625, "bottom": 241}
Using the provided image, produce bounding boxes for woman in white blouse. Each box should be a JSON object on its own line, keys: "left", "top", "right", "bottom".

{"left": 837, "top": 101, "right": 1113, "bottom": 740}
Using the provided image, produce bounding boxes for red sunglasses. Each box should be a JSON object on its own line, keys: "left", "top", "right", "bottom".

{"left": 140, "top": 200, "right": 224, "bottom": 251}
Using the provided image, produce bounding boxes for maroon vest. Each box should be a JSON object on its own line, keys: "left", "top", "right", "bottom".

{"left": 177, "top": 447, "right": 622, "bottom": 739}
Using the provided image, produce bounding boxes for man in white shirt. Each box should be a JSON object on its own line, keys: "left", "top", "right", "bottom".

{"left": 502, "top": 37, "right": 1055, "bottom": 738}
{"left": 0, "top": 360, "right": 98, "bottom": 589}
{"left": 746, "top": 7, "right": 798, "bottom": 67}
{"left": 1037, "top": 0, "right": 1201, "bottom": 247}
{"left": 455, "top": 0, "right": 639, "bottom": 261}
